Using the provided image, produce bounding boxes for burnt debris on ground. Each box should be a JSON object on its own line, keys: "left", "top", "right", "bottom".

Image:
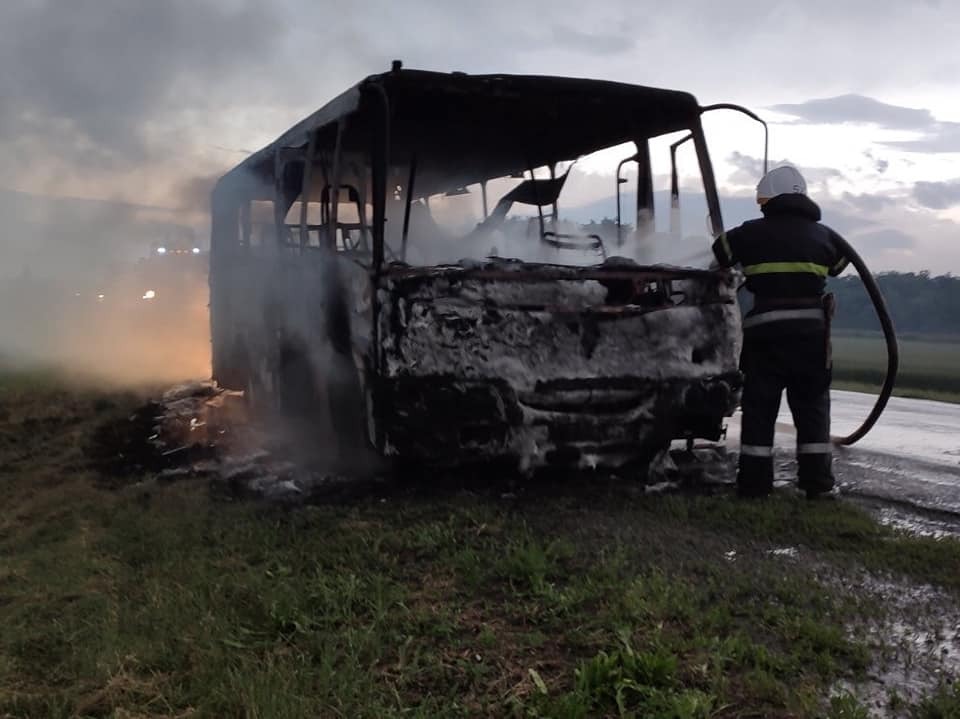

{"left": 86, "top": 381, "right": 220, "bottom": 481}
{"left": 85, "top": 380, "right": 387, "bottom": 502}
{"left": 85, "top": 379, "right": 744, "bottom": 505}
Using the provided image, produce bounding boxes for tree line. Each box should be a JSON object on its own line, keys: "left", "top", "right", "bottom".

{"left": 738, "top": 272, "right": 960, "bottom": 335}
{"left": 827, "top": 272, "right": 959, "bottom": 336}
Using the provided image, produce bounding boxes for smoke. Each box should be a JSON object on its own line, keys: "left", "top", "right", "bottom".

{"left": 0, "top": 0, "right": 283, "bottom": 384}
{"left": 0, "top": 0, "right": 748, "bottom": 385}
{"left": 0, "top": 187, "right": 212, "bottom": 384}
{"left": 392, "top": 165, "right": 721, "bottom": 270}
{"left": 0, "top": 213, "right": 211, "bottom": 385}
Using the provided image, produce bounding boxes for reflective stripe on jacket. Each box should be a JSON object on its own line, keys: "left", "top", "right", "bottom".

{"left": 712, "top": 194, "right": 849, "bottom": 336}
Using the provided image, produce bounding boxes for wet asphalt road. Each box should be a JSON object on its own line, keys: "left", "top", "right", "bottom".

{"left": 725, "top": 390, "right": 960, "bottom": 515}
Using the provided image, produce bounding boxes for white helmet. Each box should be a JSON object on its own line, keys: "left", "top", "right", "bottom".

{"left": 756, "top": 165, "right": 807, "bottom": 201}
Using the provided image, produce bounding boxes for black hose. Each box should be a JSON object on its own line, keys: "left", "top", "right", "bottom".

{"left": 829, "top": 235, "right": 899, "bottom": 445}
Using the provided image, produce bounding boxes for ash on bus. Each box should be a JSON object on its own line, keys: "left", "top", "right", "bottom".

{"left": 209, "top": 64, "right": 748, "bottom": 477}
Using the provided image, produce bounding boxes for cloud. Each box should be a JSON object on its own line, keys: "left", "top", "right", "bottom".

{"left": 814, "top": 202, "right": 880, "bottom": 238}
{"left": 770, "top": 95, "right": 935, "bottom": 130}
{"left": 0, "top": 0, "right": 280, "bottom": 178}
{"left": 0, "top": 0, "right": 958, "bottom": 276}
{"left": 913, "top": 179, "right": 960, "bottom": 209}
{"left": 840, "top": 192, "right": 897, "bottom": 214}
{"left": 862, "top": 149, "right": 889, "bottom": 174}
{"left": 550, "top": 25, "right": 636, "bottom": 56}
{"left": 726, "top": 152, "right": 765, "bottom": 183}
{"left": 883, "top": 122, "right": 960, "bottom": 153}
{"left": 851, "top": 228, "right": 915, "bottom": 250}
{"left": 726, "top": 152, "right": 843, "bottom": 188}
{"left": 770, "top": 95, "right": 960, "bottom": 154}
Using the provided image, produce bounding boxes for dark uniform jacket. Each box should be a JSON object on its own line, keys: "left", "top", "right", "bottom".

{"left": 711, "top": 194, "right": 849, "bottom": 338}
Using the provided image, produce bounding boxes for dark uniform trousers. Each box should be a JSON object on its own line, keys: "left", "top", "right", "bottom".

{"left": 738, "top": 330, "right": 834, "bottom": 495}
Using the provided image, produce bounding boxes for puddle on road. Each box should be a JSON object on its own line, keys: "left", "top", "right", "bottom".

{"left": 739, "top": 448, "right": 960, "bottom": 540}
{"left": 870, "top": 503, "right": 960, "bottom": 539}
{"left": 832, "top": 573, "right": 960, "bottom": 715}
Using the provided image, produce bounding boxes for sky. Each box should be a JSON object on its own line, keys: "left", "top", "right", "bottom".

{"left": 2, "top": 0, "right": 960, "bottom": 274}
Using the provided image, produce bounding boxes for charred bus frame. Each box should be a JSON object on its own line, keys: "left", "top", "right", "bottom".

{"left": 210, "top": 64, "right": 758, "bottom": 474}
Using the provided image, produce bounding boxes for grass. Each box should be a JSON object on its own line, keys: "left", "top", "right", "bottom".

{"left": 2, "top": 368, "right": 960, "bottom": 717}
{"left": 832, "top": 333, "right": 960, "bottom": 403}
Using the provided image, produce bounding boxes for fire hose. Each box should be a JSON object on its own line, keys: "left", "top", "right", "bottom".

{"left": 725, "top": 237, "right": 897, "bottom": 445}
{"left": 828, "top": 235, "right": 899, "bottom": 446}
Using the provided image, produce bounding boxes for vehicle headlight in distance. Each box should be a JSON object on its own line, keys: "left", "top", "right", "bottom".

{"left": 157, "top": 247, "right": 167, "bottom": 255}
{"left": 192, "top": 247, "right": 201, "bottom": 254}
{"left": 142, "top": 290, "right": 156, "bottom": 300}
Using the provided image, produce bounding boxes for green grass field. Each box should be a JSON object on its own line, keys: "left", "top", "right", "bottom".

{"left": 3, "top": 369, "right": 960, "bottom": 717}
{"left": 832, "top": 333, "right": 960, "bottom": 403}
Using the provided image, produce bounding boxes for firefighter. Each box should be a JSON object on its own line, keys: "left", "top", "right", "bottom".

{"left": 712, "top": 165, "right": 849, "bottom": 499}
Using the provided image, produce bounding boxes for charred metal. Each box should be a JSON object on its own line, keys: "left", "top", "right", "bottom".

{"left": 208, "top": 64, "right": 749, "bottom": 478}
{"left": 373, "top": 260, "right": 740, "bottom": 471}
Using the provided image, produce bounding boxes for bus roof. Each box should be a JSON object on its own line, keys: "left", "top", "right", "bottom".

{"left": 217, "top": 67, "right": 703, "bottom": 200}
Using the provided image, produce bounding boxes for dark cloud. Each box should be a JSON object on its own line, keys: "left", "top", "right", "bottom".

{"left": 770, "top": 95, "right": 960, "bottom": 154}
{"left": 770, "top": 94, "right": 935, "bottom": 130}
{"left": 0, "top": 0, "right": 280, "bottom": 172}
{"left": 883, "top": 122, "right": 960, "bottom": 153}
{"left": 913, "top": 179, "right": 960, "bottom": 209}
{"left": 840, "top": 192, "right": 897, "bottom": 214}
{"left": 726, "top": 152, "right": 843, "bottom": 187}
{"left": 863, "top": 149, "right": 889, "bottom": 174}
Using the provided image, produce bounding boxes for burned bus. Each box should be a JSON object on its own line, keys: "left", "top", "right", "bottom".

{"left": 210, "top": 65, "right": 749, "bottom": 475}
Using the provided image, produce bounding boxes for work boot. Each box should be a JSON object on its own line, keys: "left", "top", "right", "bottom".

{"left": 802, "top": 485, "right": 840, "bottom": 501}
{"left": 798, "top": 475, "right": 837, "bottom": 501}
